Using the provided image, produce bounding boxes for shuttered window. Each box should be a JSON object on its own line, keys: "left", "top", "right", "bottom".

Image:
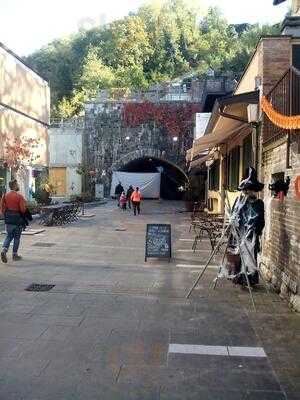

{"left": 242, "top": 134, "right": 253, "bottom": 175}
{"left": 228, "top": 146, "right": 240, "bottom": 190}
{"left": 209, "top": 160, "right": 220, "bottom": 191}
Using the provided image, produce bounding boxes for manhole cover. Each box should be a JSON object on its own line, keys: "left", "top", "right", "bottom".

{"left": 33, "top": 242, "right": 56, "bottom": 247}
{"left": 25, "top": 283, "right": 55, "bottom": 292}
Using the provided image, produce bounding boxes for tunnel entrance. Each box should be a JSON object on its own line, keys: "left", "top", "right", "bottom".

{"left": 120, "top": 157, "right": 188, "bottom": 200}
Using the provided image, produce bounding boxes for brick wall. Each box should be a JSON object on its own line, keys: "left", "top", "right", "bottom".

{"left": 261, "top": 134, "right": 300, "bottom": 298}
{"left": 259, "top": 37, "right": 300, "bottom": 301}
{"left": 262, "top": 37, "right": 291, "bottom": 95}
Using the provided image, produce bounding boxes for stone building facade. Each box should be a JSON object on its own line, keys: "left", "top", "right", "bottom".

{"left": 84, "top": 101, "right": 193, "bottom": 196}
{"left": 82, "top": 77, "right": 235, "bottom": 197}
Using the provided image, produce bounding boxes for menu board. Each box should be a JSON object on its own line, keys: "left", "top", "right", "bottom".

{"left": 145, "top": 224, "right": 171, "bottom": 261}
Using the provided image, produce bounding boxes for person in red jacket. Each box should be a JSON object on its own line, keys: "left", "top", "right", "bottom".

{"left": 130, "top": 187, "right": 142, "bottom": 216}
{"left": 0, "top": 179, "right": 27, "bottom": 263}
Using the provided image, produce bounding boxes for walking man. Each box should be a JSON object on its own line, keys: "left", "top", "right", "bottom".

{"left": 131, "top": 187, "right": 142, "bottom": 216}
{"left": 0, "top": 179, "right": 27, "bottom": 263}
{"left": 114, "top": 181, "right": 124, "bottom": 207}
{"left": 126, "top": 185, "right": 134, "bottom": 209}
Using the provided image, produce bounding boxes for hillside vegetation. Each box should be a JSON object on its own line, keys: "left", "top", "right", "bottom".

{"left": 26, "top": 0, "right": 280, "bottom": 118}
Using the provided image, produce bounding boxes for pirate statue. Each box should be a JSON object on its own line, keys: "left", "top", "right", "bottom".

{"left": 228, "top": 167, "right": 265, "bottom": 287}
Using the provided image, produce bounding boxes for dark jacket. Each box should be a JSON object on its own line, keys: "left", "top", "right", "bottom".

{"left": 22, "top": 209, "right": 33, "bottom": 228}
{"left": 115, "top": 184, "right": 124, "bottom": 196}
{"left": 126, "top": 187, "right": 134, "bottom": 199}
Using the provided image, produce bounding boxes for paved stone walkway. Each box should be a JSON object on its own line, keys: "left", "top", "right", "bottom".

{"left": 0, "top": 200, "right": 299, "bottom": 399}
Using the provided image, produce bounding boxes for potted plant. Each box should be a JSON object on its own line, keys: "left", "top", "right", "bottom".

{"left": 33, "top": 178, "right": 56, "bottom": 205}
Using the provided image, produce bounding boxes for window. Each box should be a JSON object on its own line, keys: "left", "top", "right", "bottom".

{"left": 49, "top": 167, "right": 67, "bottom": 196}
{"left": 292, "top": 45, "right": 300, "bottom": 71}
{"left": 227, "top": 146, "right": 240, "bottom": 190}
{"left": 0, "top": 167, "right": 7, "bottom": 198}
{"left": 209, "top": 160, "right": 220, "bottom": 191}
{"left": 242, "top": 135, "right": 253, "bottom": 175}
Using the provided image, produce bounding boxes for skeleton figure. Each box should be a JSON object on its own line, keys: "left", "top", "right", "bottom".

{"left": 229, "top": 168, "right": 265, "bottom": 286}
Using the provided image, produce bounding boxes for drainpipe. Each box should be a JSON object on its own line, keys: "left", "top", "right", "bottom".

{"left": 251, "top": 122, "right": 260, "bottom": 172}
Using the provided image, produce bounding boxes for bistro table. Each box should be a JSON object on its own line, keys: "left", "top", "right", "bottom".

{"left": 192, "top": 213, "right": 225, "bottom": 252}
{"left": 39, "top": 203, "right": 81, "bottom": 226}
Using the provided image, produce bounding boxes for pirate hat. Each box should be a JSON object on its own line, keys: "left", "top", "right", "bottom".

{"left": 238, "top": 167, "right": 264, "bottom": 192}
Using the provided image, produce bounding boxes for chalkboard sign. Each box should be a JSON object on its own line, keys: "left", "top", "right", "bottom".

{"left": 145, "top": 224, "right": 171, "bottom": 262}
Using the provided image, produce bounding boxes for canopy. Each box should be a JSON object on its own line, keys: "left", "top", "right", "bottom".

{"left": 189, "top": 90, "right": 259, "bottom": 160}
{"left": 191, "top": 123, "right": 248, "bottom": 155}
{"left": 189, "top": 153, "right": 211, "bottom": 170}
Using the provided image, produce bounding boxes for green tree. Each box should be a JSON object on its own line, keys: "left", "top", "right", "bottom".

{"left": 26, "top": 39, "right": 74, "bottom": 106}
{"left": 138, "top": 0, "right": 201, "bottom": 80}
{"left": 198, "top": 7, "right": 239, "bottom": 74}
{"left": 102, "top": 16, "right": 152, "bottom": 69}
{"left": 229, "top": 23, "right": 281, "bottom": 75}
{"left": 25, "top": 0, "right": 282, "bottom": 118}
{"left": 78, "top": 47, "right": 116, "bottom": 95}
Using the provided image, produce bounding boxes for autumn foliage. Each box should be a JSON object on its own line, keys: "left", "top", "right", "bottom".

{"left": 122, "top": 102, "right": 201, "bottom": 136}
{"left": 1, "top": 133, "right": 40, "bottom": 171}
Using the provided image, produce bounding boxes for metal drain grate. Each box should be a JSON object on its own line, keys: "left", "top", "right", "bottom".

{"left": 25, "top": 283, "right": 55, "bottom": 292}
{"left": 33, "top": 242, "right": 56, "bottom": 247}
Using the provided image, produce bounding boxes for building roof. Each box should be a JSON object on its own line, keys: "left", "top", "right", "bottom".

{"left": 204, "top": 90, "right": 259, "bottom": 136}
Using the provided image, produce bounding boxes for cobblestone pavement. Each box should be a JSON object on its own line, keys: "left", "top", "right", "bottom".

{"left": 0, "top": 200, "right": 299, "bottom": 400}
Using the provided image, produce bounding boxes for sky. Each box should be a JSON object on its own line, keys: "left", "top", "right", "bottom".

{"left": 0, "top": 0, "right": 290, "bottom": 56}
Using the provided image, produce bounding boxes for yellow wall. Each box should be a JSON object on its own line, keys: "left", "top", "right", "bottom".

{"left": 225, "top": 190, "right": 240, "bottom": 210}
{"left": 0, "top": 45, "right": 50, "bottom": 124}
{"left": 207, "top": 190, "right": 222, "bottom": 214}
{"left": 235, "top": 42, "right": 262, "bottom": 95}
{"left": 0, "top": 45, "right": 49, "bottom": 168}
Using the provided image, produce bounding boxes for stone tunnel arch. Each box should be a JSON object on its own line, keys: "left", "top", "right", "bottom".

{"left": 111, "top": 148, "right": 189, "bottom": 200}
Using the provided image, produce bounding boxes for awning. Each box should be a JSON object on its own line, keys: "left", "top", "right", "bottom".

{"left": 189, "top": 90, "right": 259, "bottom": 159}
{"left": 191, "top": 123, "right": 248, "bottom": 155}
{"left": 189, "top": 153, "right": 211, "bottom": 171}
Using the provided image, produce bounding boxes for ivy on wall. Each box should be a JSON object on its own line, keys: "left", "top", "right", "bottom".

{"left": 122, "top": 102, "right": 201, "bottom": 136}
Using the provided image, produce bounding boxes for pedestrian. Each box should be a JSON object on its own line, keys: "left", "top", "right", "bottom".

{"left": 131, "top": 187, "right": 142, "bottom": 216}
{"left": 119, "top": 191, "right": 127, "bottom": 211}
{"left": 126, "top": 185, "right": 134, "bottom": 209}
{"left": 114, "top": 181, "right": 124, "bottom": 207}
{"left": 0, "top": 179, "right": 27, "bottom": 263}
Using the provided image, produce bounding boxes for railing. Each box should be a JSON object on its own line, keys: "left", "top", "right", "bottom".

{"left": 95, "top": 77, "right": 236, "bottom": 103}
{"left": 50, "top": 117, "right": 85, "bottom": 130}
{"left": 263, "top": 66, "right": 300, "bottom": 144}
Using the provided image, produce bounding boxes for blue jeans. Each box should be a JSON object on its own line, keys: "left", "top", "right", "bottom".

{"left": 2, "top": 224, "right": 22, "bottom": 254}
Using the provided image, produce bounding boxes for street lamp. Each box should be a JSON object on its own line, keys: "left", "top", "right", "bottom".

{"left": 247, "top": 104, "right": 260, "bottom": 171}
{"left": 247, "top": 104, "right": 259, "bottom": 124}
